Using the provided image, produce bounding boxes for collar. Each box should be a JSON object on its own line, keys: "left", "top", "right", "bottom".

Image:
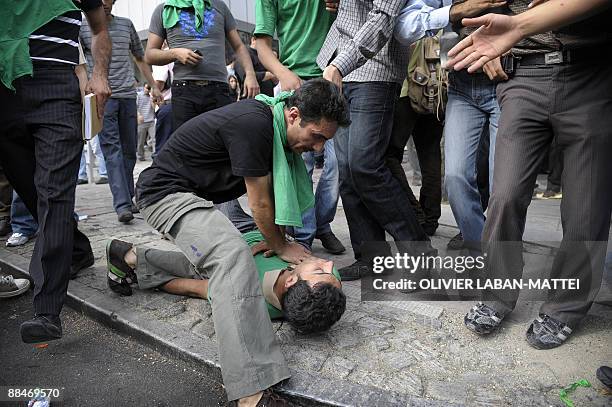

{"left": 262, "top": 269, "right": 283, "bottom": 311}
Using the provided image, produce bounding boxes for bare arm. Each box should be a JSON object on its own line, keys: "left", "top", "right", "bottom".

{"left": 255, "top": 35, "right": 302, "bottom": 91}
{"left": 245, "top": 175, "right": 310, "bottom": 263}
{"left": 144, "top": 32, "right": 202, "bottom": 66}
{"left": 133, "top": 56, "right": 163, "bottom": 103}
{"left": 227, "top": 29, "right": 260, "bottom": 98}
{"left": 83, "top": 6, "right": 112, "bottom": 119}
{"left": 446, "top": 0, "right": 612, "bottom": 71}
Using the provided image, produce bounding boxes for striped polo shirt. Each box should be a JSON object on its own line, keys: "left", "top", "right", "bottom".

{"left": 80, "top": 14, "right": 144, "bottom": 99}
{"left": 29, "top": 0, "right": 102, "bottom": 65}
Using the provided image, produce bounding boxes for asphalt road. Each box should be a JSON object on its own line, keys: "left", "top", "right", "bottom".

{"left": 0, "top": 291, "right": 228, "bottom": 407}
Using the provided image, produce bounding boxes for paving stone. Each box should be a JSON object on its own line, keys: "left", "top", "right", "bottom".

{"left": 190, "top": 318, "right": 216, "bottom": 339}
{"left": 371, "top": 336, "right": 390, "bottom": 352}
{"left": 322, "top": 356, "right": 356, "bottom": 379}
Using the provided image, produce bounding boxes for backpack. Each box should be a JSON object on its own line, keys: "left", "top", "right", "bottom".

{"left": 406, "top": 31, "right": 448, "bottom": 120}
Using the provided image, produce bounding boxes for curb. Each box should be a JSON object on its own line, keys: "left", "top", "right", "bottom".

{"left": 0, "top": 248, "right": 460, "bottom": 407}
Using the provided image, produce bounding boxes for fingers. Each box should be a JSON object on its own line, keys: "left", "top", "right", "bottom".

{"left": 460, "top": 15, "right": 490, "bottom": 29}
{"left": 446, "top": 35, "right": 473, "bottom": 58}
{"left": 487, "top": 0, "right": 507, "bottom": 8}
{"left": 467, "top": 55, "right": 492, "bottom": 73}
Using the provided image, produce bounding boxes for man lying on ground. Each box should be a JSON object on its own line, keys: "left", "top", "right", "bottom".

{"left": 102, "top": 78, "right": 349, "bottom": 407}
{"left": 106, "top": 230, "right": 346, "bottom": 334}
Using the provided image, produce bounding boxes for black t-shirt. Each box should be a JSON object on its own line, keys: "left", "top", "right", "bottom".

{"left": 136, "top": 99, "right": 274, "bottom": 207}
{"left": 30, "top": 0, "right": 102, "bottom": 65}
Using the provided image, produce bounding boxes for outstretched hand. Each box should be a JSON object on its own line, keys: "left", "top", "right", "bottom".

{"left": 445, "top": 14, "right": 524, "bottom": 72}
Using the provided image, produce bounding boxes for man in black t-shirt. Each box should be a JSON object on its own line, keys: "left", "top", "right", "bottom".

{"left": 115, "top": 79, "right": 348, "bottom": 406}
{"left": 0, "top": 0, "right": 111, "bottom": 344}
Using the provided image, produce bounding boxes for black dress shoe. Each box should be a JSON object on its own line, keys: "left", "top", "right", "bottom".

{"left": 0, "top": 216, "right": 11, "bottom": 237}
{"left": 447, "top": 232, "right": 464, "bottom": 250}
{"left": 71, "top": 250, "right": 95, "bottom": 279}
{"left": 20, "top": 314, "right": 62, "bottom": 343}
{"left": 77, "top": 178, "right": 88, "bottom": 185}
{"left": 338, "top": 260, "right": 371, "bottom": 281}
{"left": 316, "top": 231, "right": 345, "bottom": 254}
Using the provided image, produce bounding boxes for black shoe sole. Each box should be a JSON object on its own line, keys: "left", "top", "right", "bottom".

{"left": 20, "top": 321, "right": 62, "bottom": 344}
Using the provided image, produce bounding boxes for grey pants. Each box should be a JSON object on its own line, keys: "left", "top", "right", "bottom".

{"left": 483, "top": 62, "right": 612, "bottom": 326}
{"left": 140, "top": 194, "right": 290, "bottom": 400}
{"left": 137, "top": 121, "right": 155, "bottom": 159}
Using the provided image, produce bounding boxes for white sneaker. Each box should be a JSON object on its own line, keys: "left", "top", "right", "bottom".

{"left": 0, "top": 275, "right": 30, "bottom": 298}
{"left": 6, "top": 232, "right": 30, "bottom": 247}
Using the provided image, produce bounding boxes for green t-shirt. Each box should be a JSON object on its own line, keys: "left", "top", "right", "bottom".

{"left": 254, "top": 0, "right": 334, "bottom": 79}
{"left": 242, "top": 230, "right": 341, "bottom": 319}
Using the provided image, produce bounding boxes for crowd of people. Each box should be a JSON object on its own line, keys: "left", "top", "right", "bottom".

{"left": 1, "top": 0, "right": 611, "bottom": 405}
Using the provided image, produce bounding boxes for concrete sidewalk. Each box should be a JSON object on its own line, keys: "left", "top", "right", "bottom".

{"left": 1, "top": 158, "right": 611, "bottom": 406}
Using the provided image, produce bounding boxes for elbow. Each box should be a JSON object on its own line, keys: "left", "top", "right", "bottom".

{"left": 144, "top": 51, "right": 153, "bottom": 65}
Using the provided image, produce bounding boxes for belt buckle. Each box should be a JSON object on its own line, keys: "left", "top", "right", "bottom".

{"left": 544, "top": 51, "right": 564, "bottom": 65}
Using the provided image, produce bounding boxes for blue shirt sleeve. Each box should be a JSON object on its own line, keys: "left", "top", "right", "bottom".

{"left": 393, "top": 0, "right": 451, "bottom": 46}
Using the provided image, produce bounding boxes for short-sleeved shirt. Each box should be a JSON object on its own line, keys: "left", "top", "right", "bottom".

{"left": 29, "top": 0, "right": 101, "bottom": 65}
{"left": 136, "top": 99, "right": 274, "bottom": 209}
{"left": 137, "top": 92, "right": 155, "bottom": 123}
{"left": 80, "top": 15, "right": 144, "bottom": 98}
{"left": 149, "top": 1, "right": 236, "bottom": 83}
{"left": 254, "top": 0, "right": 334, "bottom": 79}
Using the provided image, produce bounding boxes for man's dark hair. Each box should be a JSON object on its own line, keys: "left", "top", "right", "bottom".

{"left": 282, "top": 279, "right": 346, "bottom": 334}
{"left": 286, "top": 78, "right": 350, "bottom": 128}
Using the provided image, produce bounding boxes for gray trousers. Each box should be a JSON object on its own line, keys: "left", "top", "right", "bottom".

{"left": 140, "top": 194, "right": 290, "bottom": 400}
{"left": 483, "top": 62, "right": 612, "bottom": 326}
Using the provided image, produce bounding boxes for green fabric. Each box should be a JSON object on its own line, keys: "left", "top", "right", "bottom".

{"left": 559, "top": 379, "right": 591, "bottom": 407}
{"left": 254, "top": 0, "right": 334, "bottom": 78}
{"left": 255, "top": 92, "right": 314, "bottom": 227}
{"left": 0, "top": 0, "right": 78, "bottom": 90}
{"left": 162, "top": 0, "right": 212, "bottom": 30}
{"left": 242, "top": 230, "right": 341, "bottom": 319}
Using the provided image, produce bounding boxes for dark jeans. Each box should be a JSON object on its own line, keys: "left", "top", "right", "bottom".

{"left": 98, "top": 98, "right": 137, "bottom": 214}
{"left": 0, "top": 164, "right": 11, "bottom": 218}
{"left": 546, "top": 141, "right": 564, "bottom": 192}
{"left": 336, "top": 82, "right": 429, "bottom": 260}
{"left": 0, "top": 64, "right": 92, "bottom": 315}
{"left": 154, "top": 103, "right": 173, "bottom": 155}
{"left": 386, "top": 97, "right": 443, "bottom": 231}
{"left": 172, "top": 82, "right": 234, "bottom": 129}
{"left": 484, "top": 62, "right": 612, "bottom": 326}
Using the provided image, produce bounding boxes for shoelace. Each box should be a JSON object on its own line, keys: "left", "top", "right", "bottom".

{"left": 0, "top": 275, "right": 15, "bottom": 287}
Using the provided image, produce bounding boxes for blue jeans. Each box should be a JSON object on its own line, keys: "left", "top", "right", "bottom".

{"left": 154, "top": 103, "right": 173, "bottom": 157}
{"left": 10, "top": 191, "right": 38, "bottom": 236}
{"left": 336, "top": 82, "right": 428, "bottom": 260}
{"left": 78, "top": 137, "right": 107, "bottom": 179}
{"left": 292, "top": 139, "right": 339, "bottom": 247}
{"left": 98, "top": 98, "right": 137, "bottom": 213}
{"left": 444, "top": 70, "right": 500, "bottom": 243}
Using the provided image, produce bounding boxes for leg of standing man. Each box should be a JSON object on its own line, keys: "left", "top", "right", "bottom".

{"left": 98, "top": 98, "right": 134, "bottom": 223}
{"left": 0, "top": 64, "right": 94, "bottom": 343}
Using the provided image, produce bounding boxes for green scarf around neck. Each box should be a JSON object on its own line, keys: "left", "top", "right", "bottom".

{"left": 0, "top": 0, "right": 78, "bottom": 90}
{"left": 162, "top": 0, "right": 212, "bottom": 31}
{"left": 255, "top": 92, "right": 314, "bottom": 228}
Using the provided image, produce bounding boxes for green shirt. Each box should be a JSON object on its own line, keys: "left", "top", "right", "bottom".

{"left": 254, "top": 0, "right": 334, "bottom": 79}
{"left": 242, "top": 230, "right": 341, "bottom": 319}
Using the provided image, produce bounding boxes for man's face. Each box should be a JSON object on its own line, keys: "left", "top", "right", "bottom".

{"left": 285, "top": 258, "right": 341, "bottom": 289}
{"left": 285, "top": 107, "right": 337, "bottom": 154}
{"left": 102, "top": 0, "right": 114, "bottom": 16}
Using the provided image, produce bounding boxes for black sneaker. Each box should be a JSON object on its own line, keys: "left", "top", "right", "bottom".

{"left": 526, "top": 314, "right": 573, "bottom": 350}
{"left": 338, "top": 260, "right": 370, "bottom": 281}
{"left": 596, "top": 366, "right": 612, "bottom": 390}
{"left": 77, "top": 178, "right": 88, "bottom": 185}
{"left": 118, "top": 210, "right": 134, "bottom": 224}
{"left": 464, "top": 302, "right": 504, "bottom": 335}
{"left": 95, "top": 176, "right": 108, "bottom": 185}
{"left": 447, "top": 232, "right": 464, "bottom": 250}
{"left": 316, "top": 231, "right": 345, "bottom": 254}
{"left": 20, "top": 314, "right": 62, "bottom": 343}
{"left": 106, "top": 239, "right": 136, "bottom": 296}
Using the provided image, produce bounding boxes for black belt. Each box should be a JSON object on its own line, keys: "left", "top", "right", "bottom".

{"left": 172, "top": 80, "right": 225, "bottom": 87}
{"left": 516, "top": 48, "right": 601, "bottom": 66}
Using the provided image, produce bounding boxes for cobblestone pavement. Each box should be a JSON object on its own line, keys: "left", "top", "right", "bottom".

{"left": 1, "top": 156, "right": 611, "bottom": 406}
